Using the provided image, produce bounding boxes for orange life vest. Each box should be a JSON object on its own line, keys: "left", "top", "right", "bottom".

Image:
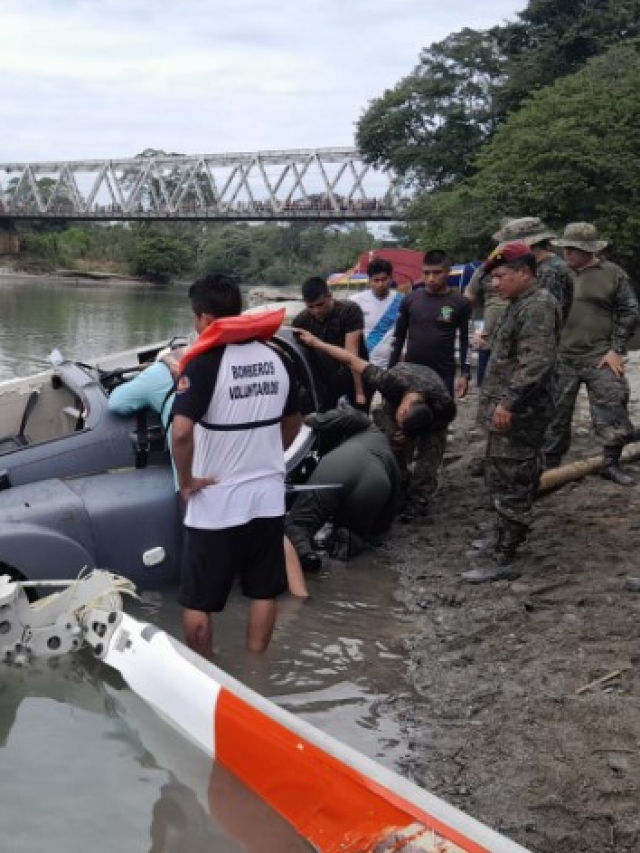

{"left": 179, "top": 308, "right": 286, "bottom": 372}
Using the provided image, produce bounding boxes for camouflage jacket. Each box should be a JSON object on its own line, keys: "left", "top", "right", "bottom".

{"left": 479, "top": 285, "right": 561, "bottom": 444}
{"left": 364, "top": 362, "right": 456, "bottom": 429}
{"left": 536, "top": 254, "right": 574, "bottom": 324}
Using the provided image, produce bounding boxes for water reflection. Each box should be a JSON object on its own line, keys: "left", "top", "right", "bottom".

{"left": 0, "top": 655, "right": 312, "bottom": 852}
{"left": 0, "top": 277, "right": 194, "bottom": 380}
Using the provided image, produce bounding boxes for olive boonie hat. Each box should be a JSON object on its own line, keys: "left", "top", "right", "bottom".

{"left": 551, "top": 222, "right": 608, "bottom": 252}
{"left": 483, "top": 241, "right": 535, "bottom": 274}
{"left": 492, "top": 216, "right": 556, "bottom": 247}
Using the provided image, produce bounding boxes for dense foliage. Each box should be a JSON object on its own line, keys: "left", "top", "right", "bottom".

{"left": 407, "top": 43, "right": 640, "bottom": 274}
{"left": 355, "top": 0, "right": 640, "bottom": 276}
{"left": 11, "top": 220, "right": 380, "bottom": 285}
{"left": 356, "top": 28, "right": 505, "bottom": 189}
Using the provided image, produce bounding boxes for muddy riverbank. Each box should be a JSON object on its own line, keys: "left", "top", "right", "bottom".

{"left": 386, "top": 361, "right": 640, "bottom": 852}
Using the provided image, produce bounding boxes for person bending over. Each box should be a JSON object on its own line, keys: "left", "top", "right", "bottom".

{"left": 293, "top": 328, "right": 456, "bottom": 523}
{"left": 285, "top": 406, "right": 400, "bottom": 572}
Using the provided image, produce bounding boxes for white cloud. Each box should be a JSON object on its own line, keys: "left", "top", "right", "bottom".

{"left": 0, "top": 0, "right": 524, "bottom": 161}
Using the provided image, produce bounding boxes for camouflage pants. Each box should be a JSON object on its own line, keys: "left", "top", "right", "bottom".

{"left": 544, "top": 360, "right": 634, "bottom": 460}
{"left": 485, "top": 432, "right": 543, "bottom": 545}
{"left": 379, "top": 406, "right": 447, "bottom": 503}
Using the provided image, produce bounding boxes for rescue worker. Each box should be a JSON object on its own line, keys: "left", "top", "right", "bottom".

{"left": 292, "top": 327, "right": 456, "bottom": 522}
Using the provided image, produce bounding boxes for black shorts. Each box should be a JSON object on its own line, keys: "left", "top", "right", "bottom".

{"left": 178, "top": 516, "right": 287, "bottom": 613}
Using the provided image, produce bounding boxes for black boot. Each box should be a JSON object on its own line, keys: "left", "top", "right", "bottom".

{"left": 462, "top": 525, "right": 523, "bottom": 584}
{"left": 285, "top": 524, "right": 323, "bottom": 572}
{"left": 602, "top": 448, "right": 635, "bottom": 486}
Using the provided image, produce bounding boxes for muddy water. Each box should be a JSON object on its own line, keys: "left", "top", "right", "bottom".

{"left": 0, "top": 275, "right": 422, "bottom": 849}
{"left": 0, "top": 554, "right": 418, "bottom": 852}
{"left": 133, "top": 551, "right": 412, "bottom": 767}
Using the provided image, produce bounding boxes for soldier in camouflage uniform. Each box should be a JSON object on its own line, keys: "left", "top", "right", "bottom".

{"left": 292, "top": 328, "right": 456, "bottom": 522}
{"left": 463, "top": 242, "right": 561, "bottom": 584}
{"left": 493, "top": 216, "right": 574, "bottom": 323}
{"left": 365, "top": 361, "right": 457, "bottom": 519}
{"left": 545, "top": 223, "right": 639, "bottom": 485}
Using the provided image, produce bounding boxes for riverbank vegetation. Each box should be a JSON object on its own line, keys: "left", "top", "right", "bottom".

{"left": 356, "top": 0, "right": 640, "bottom": 277}
{"left": 10, "top": 220, "right": 381, "bottom": 284}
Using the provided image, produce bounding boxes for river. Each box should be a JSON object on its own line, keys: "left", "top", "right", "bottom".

{"left": 0, "top": 275, "right": 423, "bottom": 852}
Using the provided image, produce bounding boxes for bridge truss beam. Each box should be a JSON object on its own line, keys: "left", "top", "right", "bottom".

{"left": 0, "top": 149, "right": 405, "bottom": 221}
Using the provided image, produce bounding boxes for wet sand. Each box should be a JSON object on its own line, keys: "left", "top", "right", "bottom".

{"left": 387, "top": 354, "right": 640, "bottom": 852}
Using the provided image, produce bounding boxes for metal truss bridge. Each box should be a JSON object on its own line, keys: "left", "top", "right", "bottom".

{"left": 0, "top": 149, "right": 404, "bottom": 222}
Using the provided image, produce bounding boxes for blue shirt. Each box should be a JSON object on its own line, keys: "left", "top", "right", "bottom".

{"left": 108, "top": 362, "right": 177, "bottom": 486}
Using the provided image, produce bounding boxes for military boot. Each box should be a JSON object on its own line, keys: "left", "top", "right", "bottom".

{"left": 462, "top": 525, "right": 523, "bottom": 584}
{"left": 465, "top": 526, "right": 503, "bottom": 560}
{"left": 602, "top": 448, "right": 635, "bottom": 486}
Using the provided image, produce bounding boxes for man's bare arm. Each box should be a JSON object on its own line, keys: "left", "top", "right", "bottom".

{"left": 281, "top": 412, "right": 303, "bottom": 450}
{"left": 294, "top": 329, "right": 369, "bottom": 375}
{"left": 171, "top": 413, "right": 217, "bottom": 499}
{"left": 344, "top": 329, "right": 366, "bottom": 402}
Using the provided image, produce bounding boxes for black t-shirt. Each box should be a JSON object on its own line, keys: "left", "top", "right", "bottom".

{"left": 390, "top": 289, "right": 471, "bottom": 379}
{"left": 292, "top": 300, "right": 368, "bottom": 409}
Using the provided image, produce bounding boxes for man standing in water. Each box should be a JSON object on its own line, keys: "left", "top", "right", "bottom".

{"left": 171, "top": 275, "right": 302, "bottom": 656}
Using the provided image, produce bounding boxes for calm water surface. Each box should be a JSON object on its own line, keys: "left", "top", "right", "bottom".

{"left": 0, "top": 275, "right": 421, "bottom": 852}
{"left": 0, "top": 275, "right": 194, "bottom": 380}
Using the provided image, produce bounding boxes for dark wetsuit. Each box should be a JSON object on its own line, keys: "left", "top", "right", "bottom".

{"left": 285, "top": 407, "right": 399, "bottom": 561}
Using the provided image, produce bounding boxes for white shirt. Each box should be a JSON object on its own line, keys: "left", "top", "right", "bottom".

{"left": 349, "top": 289, "right": 401, "bottom": 369}
{"left": 183, "top": 341, "right": 290, "bottom": 530}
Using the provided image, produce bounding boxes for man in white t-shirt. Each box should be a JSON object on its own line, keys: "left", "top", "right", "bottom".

{"left": 349, "top": 258, "right": 404, "bottom": 370}
{"left": 172, "top": 275, "right": 302, "bottom": 657}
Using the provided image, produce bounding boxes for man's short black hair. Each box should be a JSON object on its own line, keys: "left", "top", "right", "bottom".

{"left": 423, "top": 249, "right": 452, "bottom": 268}
{"left": 189, "top": 274, "right": 242, "bottom": 318}
{"left": 302, "top": 276, "right": 330, "bottom": 303}
{"left": 367, "top": 258, "right": 393, "bottom": 278}
{"left": 402, "top": 402, "right": 435, "bottom": 438}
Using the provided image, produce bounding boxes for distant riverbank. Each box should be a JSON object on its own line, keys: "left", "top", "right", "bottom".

{"left": 0, "top": 268, "right": 190, "bottom": 289}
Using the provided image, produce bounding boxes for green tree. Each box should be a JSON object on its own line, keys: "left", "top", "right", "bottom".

{"left": 409, "top": 42, "right": 640, "bottom": 274}
{"left": 356, "top": 28, "right": 506, "bottom": 189}
{"left": 499, "top": 0, "right": 640, "bottom": 113}
{"left": 128, "top": 235, "right": 193, "bottom": 283}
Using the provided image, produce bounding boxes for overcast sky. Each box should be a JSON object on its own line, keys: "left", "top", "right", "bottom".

{"left": 1, "top": 0, "right": 524, "bottom": 164}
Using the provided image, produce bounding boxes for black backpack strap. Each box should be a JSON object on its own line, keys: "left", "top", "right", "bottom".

{"left": 198, "top": 415, "right": 282, "bottom": 431}
{"left": 133, "top": 409, "right": 150, "bottom": 469}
